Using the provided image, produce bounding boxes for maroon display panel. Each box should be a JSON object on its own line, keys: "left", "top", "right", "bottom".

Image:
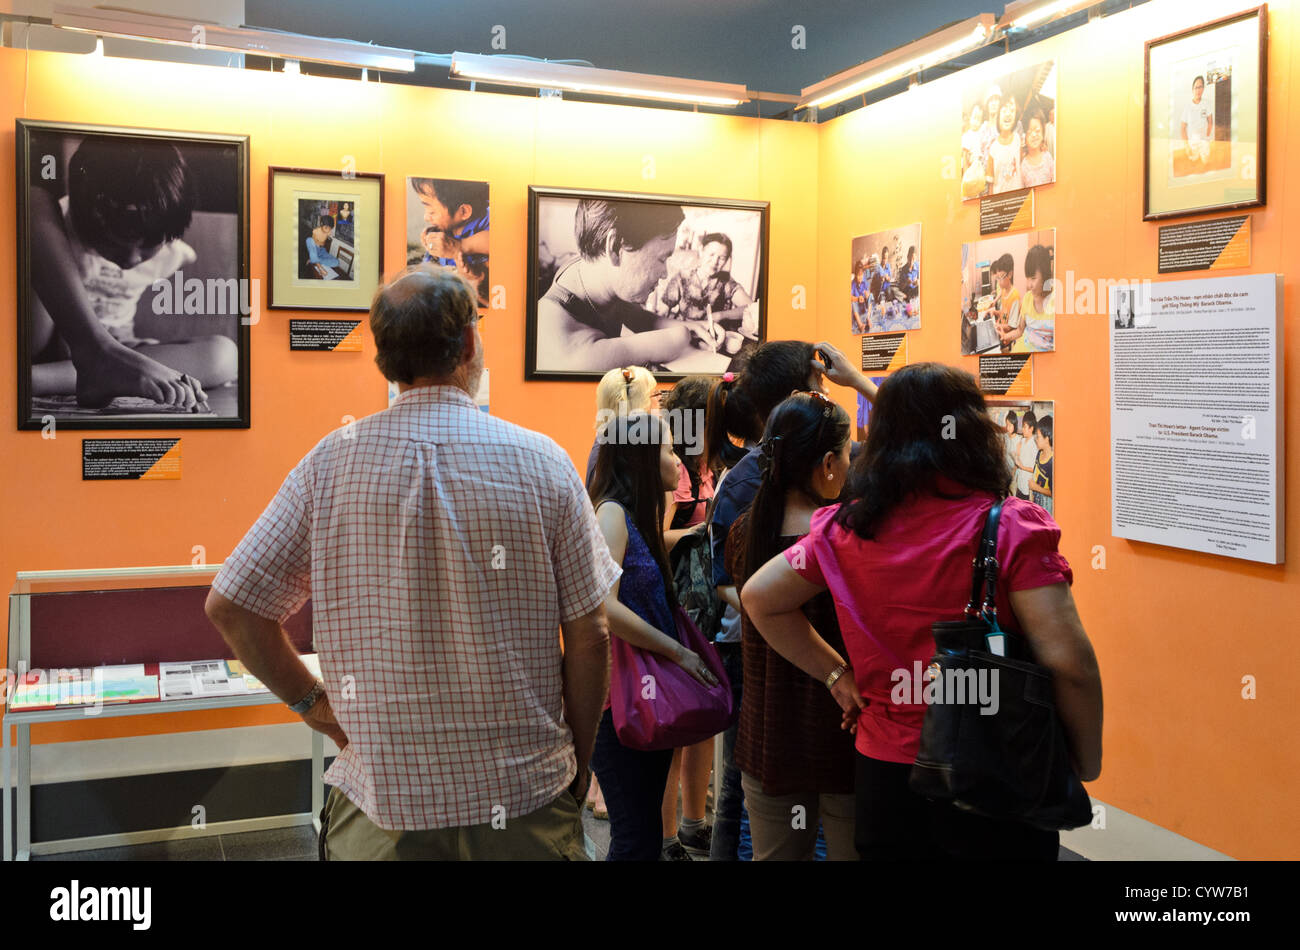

{"left": 26, "top": 586, "right": 313, "bottom": 668}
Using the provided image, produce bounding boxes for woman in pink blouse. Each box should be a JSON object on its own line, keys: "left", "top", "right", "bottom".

{"left": 742, "top": 362, "right": 1102, "bottom": 861}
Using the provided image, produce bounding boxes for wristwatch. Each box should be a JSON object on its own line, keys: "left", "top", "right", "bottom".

{"left": 288, "top": 679, "right": 326, "bottom": 714}
{"left": 824, "top": 663, "right": 849, "bottom": 691}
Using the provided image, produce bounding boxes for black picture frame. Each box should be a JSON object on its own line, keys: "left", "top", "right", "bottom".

{"left": 1143, "top": 6, "right": 1268, "bottom": 221}
{"left": 526, "top": 185, "right": 770, "bottom": 382}
{"left": 16, "top": 119, "right": 250, "bottom": 430}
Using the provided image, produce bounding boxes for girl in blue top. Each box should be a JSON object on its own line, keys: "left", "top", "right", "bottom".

{"left": 589, "top": 409, "right": 717, "bottom": 860}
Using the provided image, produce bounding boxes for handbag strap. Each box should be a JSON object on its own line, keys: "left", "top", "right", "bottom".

{"left": 964, "top": 500, "right": 1004, "bottom": 622}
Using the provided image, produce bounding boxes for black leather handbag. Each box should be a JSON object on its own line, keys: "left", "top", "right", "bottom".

{"left": 909, "top": 501, "right": 1093, "bottom": 831}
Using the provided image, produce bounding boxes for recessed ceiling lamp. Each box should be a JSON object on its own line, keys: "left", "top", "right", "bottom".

{"left": 49, "top": 4, "right": 416, "bottom": 72}
{"left": 799, "top": 14, "right": 997, "bottom": 111}
{"left": 449, "top": 51, "right": 749, "bottom": 107}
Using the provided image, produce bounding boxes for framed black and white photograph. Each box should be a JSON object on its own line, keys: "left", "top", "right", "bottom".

{"left": 405, "top": 176, "right": 489, "bottom": 310}
{"left": 1144, "top": 6, "right": 1267, "bottom": 220}
{"left": 527, "top": 186, "right": 768, "bottom": 381}
{"left": 268, "top": 166, "right": 384, "bottom": 311}
{"left": 16, "top": 119, "right": 250, "bottom": 430}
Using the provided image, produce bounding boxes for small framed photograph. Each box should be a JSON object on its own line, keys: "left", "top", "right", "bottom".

{"left": 528, "top": 186, "right": 769, "bottom": 381}
{"left": 1144, "top": 6, "right": 1267, "bottom": 220}
{"left": 16, "top": 119, "right": 250, "bottom": 429}
{"left": 267, "top": 166, "right": 384, "bottom": 311}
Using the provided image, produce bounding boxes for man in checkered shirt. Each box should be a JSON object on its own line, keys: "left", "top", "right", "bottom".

{"left": 206, "top": 266, "right": 619, "bottom": 860}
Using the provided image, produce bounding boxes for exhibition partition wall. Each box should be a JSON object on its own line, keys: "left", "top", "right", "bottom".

{"left": 0, "top": 0, "right": 1294, "bottom": 860}
{"left": 819, "top": 0, "right": 1295, "bottom": 859}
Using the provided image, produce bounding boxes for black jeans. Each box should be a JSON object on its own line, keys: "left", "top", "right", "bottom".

{"left": 854, "top": 753, "right": 1059, "bottom": 861}
{"left": 590, "top": 708, "right": 673, "bottom": 861}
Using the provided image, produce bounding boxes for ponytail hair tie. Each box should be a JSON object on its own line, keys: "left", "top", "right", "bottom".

{"left": 722, "top": 372, "right": 735, "bottom": 383}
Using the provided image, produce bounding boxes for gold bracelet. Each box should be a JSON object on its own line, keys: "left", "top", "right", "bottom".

{"left": 824, "top": 663, "right": 849, "bottom": 691}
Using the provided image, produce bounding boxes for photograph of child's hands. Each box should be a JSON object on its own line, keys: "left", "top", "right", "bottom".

{"left": 75, "top": 339, "right": 209, "bottom": 411}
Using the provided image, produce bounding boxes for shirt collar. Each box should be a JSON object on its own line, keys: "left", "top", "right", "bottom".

{"left": 391, "top": 384, "right": 476, "bottom": 410}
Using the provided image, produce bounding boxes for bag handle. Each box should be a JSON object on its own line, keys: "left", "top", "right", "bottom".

{"left": 964, "top": 500, "right": 1004, "bottom": 623}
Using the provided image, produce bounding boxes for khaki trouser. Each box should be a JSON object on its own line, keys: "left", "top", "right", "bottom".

{"left": 320, "top": 786, "right": 590, "bottom": 861}
{"left": 740, "top": 771, "right": 857, "bottom": 861}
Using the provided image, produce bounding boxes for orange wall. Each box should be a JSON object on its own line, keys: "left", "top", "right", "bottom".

{"left": 0, "top": 53, "right": 819, "bottom": 732}
{"left": 2, "top": 0, "right": 1296, "bottom": 860}
{"left": 818, "top": 0, "right": 1298, "bottom": 859}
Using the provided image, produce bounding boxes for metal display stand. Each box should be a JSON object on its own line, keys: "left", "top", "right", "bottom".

{"left": 2, "top": 565, "right": 324, "bottom": 861}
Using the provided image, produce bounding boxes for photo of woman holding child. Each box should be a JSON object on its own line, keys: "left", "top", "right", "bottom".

{"left": 17, "top": 121, "right": 248, "bottom": 428}
{"left": 527, "top": 187, "right": 767, "bottom": 380}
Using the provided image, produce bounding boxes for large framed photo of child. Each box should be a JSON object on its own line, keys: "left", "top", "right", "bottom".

{"left": 16, "top": 120, "right": 250, "bottom": 430}
{"left": 268, "top": 167, "right": 384, "bottom": 311}
{"left": 1144, "top": 6, "right": 1267, "bottom": 220}
{"left": 959, "top": 59, "right": 1057, "bottom": 200}
{"left": 527, "top": 186, "right": 768, "bottom": 381}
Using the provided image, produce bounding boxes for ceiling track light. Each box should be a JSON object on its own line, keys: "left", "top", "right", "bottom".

{"left": 449, "top": 51, "right": 750, "bottom": 107}
{"left": 798, "top": 14, "right": 997, "bottom": 111}
{"left": 1001, "top": 0, "right": 1102, "bottom": 32}
{"left": 49, "top": 4, "right": 416, "bottom": 73}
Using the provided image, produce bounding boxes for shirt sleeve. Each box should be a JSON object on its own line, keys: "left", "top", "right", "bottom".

{"left": 551, "top": 464, "right": 622, "bottom": 622}
{"left": 212, "top": 465, "right": 313, "bottom": 624}
{"left": 672, "top": 460, "right": 696, "bottom": 504}
{"left": 1002, "top": 501, "right": 1073, "bottom": 591}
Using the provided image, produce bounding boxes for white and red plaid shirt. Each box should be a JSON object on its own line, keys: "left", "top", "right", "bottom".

{"left": 213, "top": 385, "right": 620, "bottom": 830}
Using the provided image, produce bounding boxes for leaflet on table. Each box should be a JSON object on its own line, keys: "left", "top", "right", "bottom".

{"left": 7, "top": 665, "right": 160, "bottom": 709}
{"left": 159, "top": 659, "right": 255, "bottom": 699}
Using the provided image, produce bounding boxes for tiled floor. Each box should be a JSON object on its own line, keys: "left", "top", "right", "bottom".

{"left": 30, "top": 812, "right": 1084, "bottom": 861}
{"left": 32, "top": 823, "right": 318, "bottom": 862}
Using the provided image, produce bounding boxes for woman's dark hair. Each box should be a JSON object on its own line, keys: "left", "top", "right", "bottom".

{"left": 704, "top": 340, "right": 817, "bottom": 470}
{"left": 1004, "top": 410, "right": 1019, "bottom": 430}
{"left": 743, "top": 393, "right": 850, "bottom": 581}
{"left": 574, "top": 199, "right": 684, "bottom": 260}
{"left": 662, "top": 374, "right": 714, "bottom": 492}
{"left": 836, "top": 363, "right": 1011, "bottom": 539}
{"left": 705, "top": 375, "right": 760, "bottom": 470}
{"left": 68, "top": 136, "right": 196, "bottom": 247}
{"left": 588, "top": 410, "right": 676, "bottom": 609}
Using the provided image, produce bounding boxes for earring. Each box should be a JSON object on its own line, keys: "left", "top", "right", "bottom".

{"left": 828, "top": 473, "right": 834, "bottom": 481}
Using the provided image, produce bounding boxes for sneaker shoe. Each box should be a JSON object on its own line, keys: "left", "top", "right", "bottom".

{"left": 677, "top": 824, "right": 712, "bottom": 858}
{"left": 660, "top": 840, "right": 694, "bottom": 861}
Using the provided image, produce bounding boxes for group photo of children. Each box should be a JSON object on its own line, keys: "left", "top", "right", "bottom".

{"left": 988, "top": 399, "right": 1056, "bottom": 516}
{"left": 849, "top": 223, "right": 921, "bottom": 335}
{"left": 960, "top": 59, "right": 1058, "bottom": 199}
{"left": 960, "top": 229, "right": 1057, "bottom": 356}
